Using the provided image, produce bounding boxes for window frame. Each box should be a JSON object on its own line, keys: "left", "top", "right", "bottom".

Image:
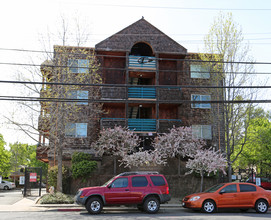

{"left": 68, "top": 59, "right": 89, "bottom": 74}
{"left": 190, "top": 64, "right": 210, "bottom": 79}
{"left": 192, "top": 125, "right": 212, "bottom": 140}
{"left": 67, "top": 90, "right": 89, "bottom": 105}
{"left": 65, "top": 123, "right": 88, "bottom": 138}
{"left": 191, "top": 94, "right": 211, "bottom": 109}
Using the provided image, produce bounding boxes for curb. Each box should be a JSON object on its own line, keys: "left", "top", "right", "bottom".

{"left": 34, "top": 204, "right": 182, "bottom": 212}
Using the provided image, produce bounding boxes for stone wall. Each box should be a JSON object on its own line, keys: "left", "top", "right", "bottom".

{"left": 69, "top": 156, "right": 219, "bottom": 199}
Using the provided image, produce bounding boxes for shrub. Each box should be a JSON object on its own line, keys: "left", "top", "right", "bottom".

{"left": 39, "top": 192, "right": 74, "bottom": 204}
{"left": 47, "top": 166, "right": 71, "bottom": 193}
{"left": 71, "top": 152, "right": 97, "bottom": 180}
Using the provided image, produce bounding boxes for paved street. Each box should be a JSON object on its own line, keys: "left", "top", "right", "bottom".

{"left": 0, "top": 189, "right": 271, "bottom": 219}
{"left": 0, "top": 208, "right": 271, "bottom": 220}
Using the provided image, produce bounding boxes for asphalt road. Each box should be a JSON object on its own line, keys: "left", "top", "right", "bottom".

{"left": 0, "top": 209, "right": 271, "bottom": 220}
{"left": 0, "top": 189, "right": 23, "bottom": 205}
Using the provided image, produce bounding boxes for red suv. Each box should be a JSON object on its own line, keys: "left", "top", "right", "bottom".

{"left": 75, "top": 171, "right": 170, "bottom": 214}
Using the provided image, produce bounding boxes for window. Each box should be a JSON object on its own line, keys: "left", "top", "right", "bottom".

{"left": 68, "top": 59, "right": 89, "bottom": 73}
{"left": 190, "top": 64, "right": 210, "bottom": 79}
{"left": 67, "top": 90, "right": 88, "bottom": 105}
{"left": 192, "top": 125, "right": 212, "bottom": 139}
{"left": 132, "top": 176, "right": 148, "bottom": 187}
{"left": 191, "top": 94, "right": 211, "bottom": 109}
{"left": 111, "top": 178, "right": 128, "bottom": 188}
{"left": 240, "top": 184, "right": 256, "bottom": 192}
{"left": 220, "top": 184, "right": 237, "bottom": 193}
{"left": 65, "top": 123, "right": 87, "bottom": 137}
{"left": 150, "top": 176, "right": 166, "bottom": 186}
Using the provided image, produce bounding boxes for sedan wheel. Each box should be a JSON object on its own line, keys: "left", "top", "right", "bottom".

{"left": 202, "top": 200, "right": 216, "bottom": 213}
{"left": 255, "top": 199, "right": 268, "bottom": 213}
{"left": 4, "top": 186, "right": 9, "bottom": 190}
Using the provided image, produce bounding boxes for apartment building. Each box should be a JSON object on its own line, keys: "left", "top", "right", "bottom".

{"left": 37, "top": 18, "right": 225, "bottom": 171}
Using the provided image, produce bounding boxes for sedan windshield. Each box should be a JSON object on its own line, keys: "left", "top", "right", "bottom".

{"left": 205, "top": 184, "right": 225, "bottom": 193}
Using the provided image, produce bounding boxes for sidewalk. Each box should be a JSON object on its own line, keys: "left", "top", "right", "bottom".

{"left": 0, "top": 195, "right": 182, "bottom": 212}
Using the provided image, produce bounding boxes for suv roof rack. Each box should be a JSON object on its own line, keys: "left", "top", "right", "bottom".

{"left": 119, "top": 171, "right": 160, "bottom": 176}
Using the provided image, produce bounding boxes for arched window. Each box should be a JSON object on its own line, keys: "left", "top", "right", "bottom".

{"left": 130, "top": 42, "right": 154, "bottom": 56}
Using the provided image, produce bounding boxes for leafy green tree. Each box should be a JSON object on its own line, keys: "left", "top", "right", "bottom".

{"left": 0, "top": 134, "right": 11, "bottom": 177}
{"left": 233, "top": 109, "right": 271, "bottom": 175}
{"left": 9, "top": 142, "right": 48, "bottom": 177}
{"left": 201, "top": 12, "right": 257, "bottom": 181}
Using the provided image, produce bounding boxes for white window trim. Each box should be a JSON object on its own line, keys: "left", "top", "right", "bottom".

{"left": 190, "top": 64, "right": 210, "bottom": 79}
{"left": 68, "top": 59, "right": 89, "bottom": 74}
{"left": 65, "top": 123, "right": 88, "bottom": 138}
{"left": 68, "top": 90, "right": 88, "bottom": 105}
{"left": 192, "top": 125, "right": 212, "bottom": 140}
{"left": 191, "top": 94, "right": 211, "bottom": 109}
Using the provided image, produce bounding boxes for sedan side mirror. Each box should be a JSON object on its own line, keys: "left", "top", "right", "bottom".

{"left": 219, "top": 189, "right": 226, "bottom": 194}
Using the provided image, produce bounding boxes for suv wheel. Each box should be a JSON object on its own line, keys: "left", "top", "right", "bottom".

{"left": 86, "top": 197, "right": 103, "bottom": 214}
{"left": 143, "top": 197, "right": 160, "bottom": 214}
{"left": 255, "top": 199, "right": 268, "bottom": 213}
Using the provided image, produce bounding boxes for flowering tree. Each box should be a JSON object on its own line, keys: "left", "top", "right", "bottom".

{"left": 120, "top": 149, "right": 166, "bottom": 168}
{"left": 94, "top": 126, "right": 139, "bottom": 156}
{"left": 153, "top": 126, "right": 206, "bottom": 175}
{"left": 186, "top": 148, "right": 227, "bottom": 192}
{"left": 93, "top": 126, "right": 139, "bottom": 173}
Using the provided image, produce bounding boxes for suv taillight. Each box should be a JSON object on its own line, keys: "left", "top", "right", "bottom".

{"left": 166, "top": 186, "right": 169, "bottom": 194}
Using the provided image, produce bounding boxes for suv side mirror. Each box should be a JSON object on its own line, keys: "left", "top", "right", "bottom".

{"left": 107, "top": 184, "right": 112, "bottom": 189}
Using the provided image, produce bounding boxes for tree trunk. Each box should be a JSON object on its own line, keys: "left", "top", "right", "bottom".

{"left": 228, "top": 161, "right": 232, "bottom": 183}
{"left": 178, "top": 155, "right": 181, "bottom": 176}
{"left": 113, "top": 156, "right": 116, "bottom": 175}
{"left": 57, "top": 143, "right": 63, "bottom": 192}
{"left": 200, "top": 171, "right": 204, "bottom": 192}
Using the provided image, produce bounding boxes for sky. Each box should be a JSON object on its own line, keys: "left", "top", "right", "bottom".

{"left": 0, "top": 0, "right": 271, "bottom": 146}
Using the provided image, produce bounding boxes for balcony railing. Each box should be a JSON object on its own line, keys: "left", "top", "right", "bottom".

{"left": 128, "top": 87, "right": 156, "bottom": 99}
{"left": 128, "top": 119, "right": 156, "bottom": 132}
{"left": 129, "top": 55, "right": 156, "bottom": 69}
{"left": 101, "top": 118, "right": 182, "bottom": 132}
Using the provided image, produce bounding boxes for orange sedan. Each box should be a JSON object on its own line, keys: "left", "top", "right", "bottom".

{"left": 182, "top": 182, "right": 271, "bottom": 213}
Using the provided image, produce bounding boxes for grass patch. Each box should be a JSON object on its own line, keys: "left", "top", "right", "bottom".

{"left": 39, "top": 192, "right": 74, "bottom": 204}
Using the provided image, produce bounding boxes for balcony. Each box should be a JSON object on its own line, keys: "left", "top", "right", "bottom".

{"left": 128, "top": 87, "right": 156, "bottom": 99}
{"left": 101, "top": 87, "right": 126, "bottom": 100}
{"left": 128, "top": 119, "right": 156, "bottom": 132}
{"left": 101, "top": 118, "right": 182, "bottom": 133}
{"left": 129, "top": 55, "right": 156, "bottom": 70}
{"left": 36, "top": 143, "right": 49, "bottom": 163}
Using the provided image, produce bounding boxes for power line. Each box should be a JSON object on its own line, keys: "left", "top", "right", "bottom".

{"left": 0, "top": 95, "right": 270, "bottom": 104}
{"left": 79, "top": 3, "right": 271, "bottom": 11}
{"left": 0, "top": 80, "right": 271, "bottom": 89}
{"left": 0, "top": 57, "right": 271, "bottom": 68}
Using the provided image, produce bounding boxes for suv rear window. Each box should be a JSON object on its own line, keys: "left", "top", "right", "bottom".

{"left": 132, "top": 176, "right": 148, "bottom": 187}
{"left": 240, "top": 184, "right": 256, "bottom": 192}
{"left": 150, "top": 176, "right": 166, "bottom": 186}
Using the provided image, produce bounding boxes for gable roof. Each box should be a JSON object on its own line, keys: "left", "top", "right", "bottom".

{"left": 95, "top": 18, "right": 187, "bottom": 55}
